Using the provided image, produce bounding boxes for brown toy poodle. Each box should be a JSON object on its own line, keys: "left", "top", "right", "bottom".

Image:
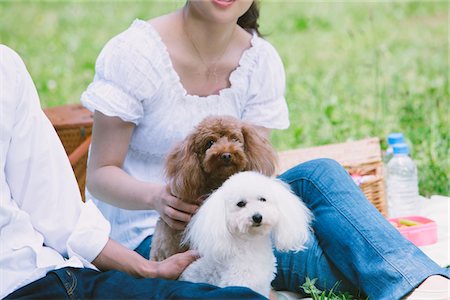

{"left": 149, "top": 115, "right": 278, "bottom": 261}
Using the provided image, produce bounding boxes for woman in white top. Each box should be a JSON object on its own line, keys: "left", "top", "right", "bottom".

{"left": 81, "top": 1, "right": 449, "bottom": 299}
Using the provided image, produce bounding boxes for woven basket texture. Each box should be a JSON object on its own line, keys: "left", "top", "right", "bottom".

{"left": 44, "top": 104, "right": 93, "bottom": 201}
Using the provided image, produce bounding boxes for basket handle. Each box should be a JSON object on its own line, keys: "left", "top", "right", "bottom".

{"left": 68, "top": 135, "right": 92, "bottom": 166}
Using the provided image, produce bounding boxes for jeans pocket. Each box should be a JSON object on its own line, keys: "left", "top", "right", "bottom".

{"left": 52, "top": 268, "right": 78, "bottom": 300}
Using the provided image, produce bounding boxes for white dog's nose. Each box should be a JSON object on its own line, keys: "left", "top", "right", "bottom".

{"left": 252, "top": 213, "right": 262, "bottom": 224}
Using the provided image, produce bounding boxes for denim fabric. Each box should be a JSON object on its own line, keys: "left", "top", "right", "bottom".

{"left": 272, "top": 158, "right": 449, "bottom": 299}
{"left": 5, "top": 267, "right": 265, "bottom": 299}
{"left": 135, "top": 234, "right": 153, "bottom": 259}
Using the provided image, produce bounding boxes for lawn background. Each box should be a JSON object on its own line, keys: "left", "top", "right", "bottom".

{"left": 1, "top": 0, "right": 448, "bottom": 197}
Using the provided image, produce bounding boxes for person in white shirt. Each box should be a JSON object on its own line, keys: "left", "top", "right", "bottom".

{"left": 0, "top": 44, "right": 265, "bottom": 300}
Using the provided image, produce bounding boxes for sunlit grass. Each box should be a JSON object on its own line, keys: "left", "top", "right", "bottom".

{"left": 1, "top": 0, "right": 448, "bottom": 196}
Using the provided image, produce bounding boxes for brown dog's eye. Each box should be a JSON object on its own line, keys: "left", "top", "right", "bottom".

{"left": 206, "top": 140, "right": 214, "bottom": 149}
{"left": 258, "top": 197, "right": 266, "bottom": 202}
{"left": 237, "top": 200, "right": 247, "bottom": 208}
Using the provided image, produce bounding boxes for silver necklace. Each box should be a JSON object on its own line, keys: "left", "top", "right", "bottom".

{"left": 182, "top": 13, "right": 235, "bottom": 84}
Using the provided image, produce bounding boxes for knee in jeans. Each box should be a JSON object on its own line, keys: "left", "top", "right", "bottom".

{"left": 304, "top": 158, "right": 342, "bottom": 174}
{"left": 306, "top": 158, "right": 341, "bottom": 169}
{"left": 279, "top": 158, "right": 346, "bottom": 184}
{"left": 289, "top": 158, "right": 344, "bottom": 180}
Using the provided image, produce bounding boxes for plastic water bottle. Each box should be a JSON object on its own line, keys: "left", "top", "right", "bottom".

{"left": 386, "top": 143, "right": 420, "bottom": 218}
{"left": 384, "top": 132, "right": 405, "bottom": 164}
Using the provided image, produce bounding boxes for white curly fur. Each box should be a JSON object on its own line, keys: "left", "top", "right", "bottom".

{"left": 179, "top": 171, "right": 312, "bottom": 297}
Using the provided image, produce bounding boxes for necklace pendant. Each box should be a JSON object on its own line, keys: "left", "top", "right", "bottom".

{"left": 205, "top": 67, "right": 219, "bottom": 84}
{"left": 205, "top": 68, "right": 213, "bottom": 79}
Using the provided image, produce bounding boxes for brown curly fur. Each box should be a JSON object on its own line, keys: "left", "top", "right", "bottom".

{"left": 149, "top": 115, "right": 278, "bottom": 261}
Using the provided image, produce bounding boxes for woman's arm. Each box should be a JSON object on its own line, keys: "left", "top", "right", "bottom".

{"left": 86, "top": 111, "right": 155, "bottom": 210}
{"left": 86, "top": 111, "right": 198, "bottom": 229}
{"left": 92, "top": 238, "right": 198, "bottom": 280}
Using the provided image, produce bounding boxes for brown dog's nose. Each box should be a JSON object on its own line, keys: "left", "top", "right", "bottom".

{"left": 221, "top": 153, "right": 232, "bottom": 163}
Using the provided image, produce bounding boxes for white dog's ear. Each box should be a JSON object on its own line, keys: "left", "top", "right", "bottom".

{"left": 182, "top": 189, "right": 232, "bottom": 258}
{"left": 271, "top": 179, "right": 312, "bottom": 252}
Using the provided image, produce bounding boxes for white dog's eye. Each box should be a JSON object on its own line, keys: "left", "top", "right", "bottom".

{"left": 236, "top": 200, "right": 247, "bottom": 208}
{"left": 258, "top": 197, "right": 267, "bottom": 202}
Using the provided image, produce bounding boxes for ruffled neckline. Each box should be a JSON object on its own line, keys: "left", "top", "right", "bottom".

{"left": 132, "top": 19, "right": 260, "bottom": 101}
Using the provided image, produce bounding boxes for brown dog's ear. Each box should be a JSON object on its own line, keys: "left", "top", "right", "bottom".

{"left": 165, "top": 135, "right": 205, "bottom": 202}
{"left": 241, "top": 123, "right": 278, "bottom": 176}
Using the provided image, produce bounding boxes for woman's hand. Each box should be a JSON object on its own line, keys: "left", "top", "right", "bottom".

{"left": 153, "top": 185, "right": 199, "bottom": 230}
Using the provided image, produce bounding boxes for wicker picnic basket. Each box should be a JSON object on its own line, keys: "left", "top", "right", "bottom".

{"left": 44, "top": 104, "right": 93, "bottom": 201}
{"left": 277, "top": 137, "right": 387, "bottom": 216}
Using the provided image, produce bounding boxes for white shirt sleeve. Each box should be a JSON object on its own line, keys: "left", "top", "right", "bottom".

{"left": 81, "top": 28, "right": 162, "bottom": 125}
{"left": 0, "top": 45, "right": 110, "bottom": 266}
{"left": 242, "top": 39, "right": 290, "bottom": 130}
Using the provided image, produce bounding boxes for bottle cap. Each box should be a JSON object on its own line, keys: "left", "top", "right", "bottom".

{"left": 388, "top": 132, "right": 404, "bottom": 145}
{"left": 393, "top": 143, "right": 409, "bottom": 155}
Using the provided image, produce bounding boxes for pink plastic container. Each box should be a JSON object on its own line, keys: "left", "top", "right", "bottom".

{"left": 388, "top": 215, "right": 437, "bottom": 246}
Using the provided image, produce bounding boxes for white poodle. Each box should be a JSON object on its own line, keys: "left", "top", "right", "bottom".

{"left": 179, "top": 171, "right": 312, "bottom": 297}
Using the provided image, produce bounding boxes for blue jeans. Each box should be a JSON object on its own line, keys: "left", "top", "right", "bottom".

{"left": 5, "top": 267, "right": 264, "bottom": 299}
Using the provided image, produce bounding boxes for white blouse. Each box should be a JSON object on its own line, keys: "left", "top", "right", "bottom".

{"left": 0, "top": 45, "right": 110, "bottom": 299}
{"left": 81, "top": 19, "right": 289, "bottom": 250}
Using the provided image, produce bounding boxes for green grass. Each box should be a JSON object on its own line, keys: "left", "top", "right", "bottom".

{"left": 301, "top": 277, "right": 360, "bottom": 300}
{"left": 1, "top": 0, "right": 448, "bottom": 196}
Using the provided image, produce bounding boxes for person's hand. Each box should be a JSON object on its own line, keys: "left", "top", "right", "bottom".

{"left": 92, "top": 238, "right": 199, "bottom": 280}
{"left": 153, "top": 185, "right": 199, "bottom": 230}
{"left": 152, "top": 250, "right": 200, "bottom": 280}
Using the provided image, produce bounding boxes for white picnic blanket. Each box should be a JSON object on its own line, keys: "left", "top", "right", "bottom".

{"left": 418, "top": 195, "right": 450, "bottom": 268}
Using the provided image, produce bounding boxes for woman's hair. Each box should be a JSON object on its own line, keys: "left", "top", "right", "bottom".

{"left": 237, "top": 1, "right": 261, "bottom": 36}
